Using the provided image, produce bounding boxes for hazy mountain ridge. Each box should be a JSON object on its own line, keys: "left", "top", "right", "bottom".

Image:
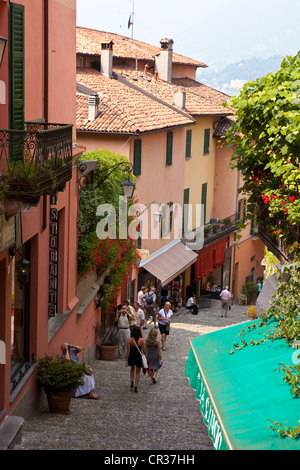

{"left": 197, "top": 56, "right": 284, "bottom": 96}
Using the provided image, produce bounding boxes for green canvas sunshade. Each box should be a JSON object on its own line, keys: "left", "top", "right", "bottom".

{"left": 185, "top": 319, "right": 300, "bottom": 450}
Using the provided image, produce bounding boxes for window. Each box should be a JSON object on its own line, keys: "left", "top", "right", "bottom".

{"left": 161, "top": 202, "right": 173, "bottom": 238}
{"left": 238, "top": 198, "right": 246, "bottom": 222}
{"left": 133, "top": 139, "right": 142, "bottom": 176}
{"left": 166, "top": 132, "right": 173, "bottom": 166}
{"left": 11, "top": 242, "right": 31, "bottom": 381}
{"left": 203, "top": 129, "right": 210, "bottom": 155}
{"left": 185, "top": 129, "right": 192, "bottom": 158}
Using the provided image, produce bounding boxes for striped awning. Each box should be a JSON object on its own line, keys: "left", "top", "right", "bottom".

{"left": 139, "top": 239, "right": 197, "bottom": 286}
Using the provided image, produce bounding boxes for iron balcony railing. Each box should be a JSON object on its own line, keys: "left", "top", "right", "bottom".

{"left": 257, "top": 224, "right": 293, "bottom": 264}
{"left": 182, "top": 213, "right": 239, "bottom": 249}
{"left": 0, "top": 122, "right": 73, "bottom": 203}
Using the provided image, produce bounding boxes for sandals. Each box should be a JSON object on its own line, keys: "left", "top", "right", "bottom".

{"left": 88, "top": 393, "right": 99, "bottom": 399}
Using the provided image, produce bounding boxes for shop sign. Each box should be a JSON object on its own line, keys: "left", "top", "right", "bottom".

{"left": 195, "top": 370, "right": 228, "bottom": 450}
{"left": 48, "top": 195, "right": 58, "bottom": 317}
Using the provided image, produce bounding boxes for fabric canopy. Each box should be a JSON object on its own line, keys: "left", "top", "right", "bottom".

{"left": 194, "top": 238, "right": 227, "bottom": 282}
{"left": 186, "top": 319, "right": 300, "bottom": 450}
{"left": 256, "top": 273, "right": 278, "bottom": 317}
{"left": 139, "top": 239, "right": 198, "bottom": 287}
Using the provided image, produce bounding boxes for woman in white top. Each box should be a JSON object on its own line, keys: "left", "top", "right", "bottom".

{"left": 157, "top": 301, "right": 173, "bottom": 351}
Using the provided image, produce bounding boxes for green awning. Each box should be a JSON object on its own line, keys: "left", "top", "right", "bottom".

{"left": 185, "top": 319, "right": 300, "bottom": 450}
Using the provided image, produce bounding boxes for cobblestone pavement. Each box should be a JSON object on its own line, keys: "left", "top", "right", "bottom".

{"left": 11, "top": 302, "right": 249, "bottom": 451}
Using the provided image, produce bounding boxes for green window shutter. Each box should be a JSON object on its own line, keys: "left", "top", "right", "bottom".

{"left": 183, "top": 188, "right": 190, "bottom": 233}
{"left": 137, "top": 220, "right": 142, "bottom": 248}
{"left": 169, "top": 201, "right": 173, "bottom": 233}
{"left": 133, "top": 139, "right": 141, "bottom": 176}
{"left": 203, "top": 129, "right": 210, "bottom": 155}
{"left": 10, "top": 2, "right": 25, "bottom": 130}
{"left": 166, "top": 132, "right": 173, "bottom": 165}
{"left": 185, "top": 129, "right": 192, "bottom": 158}
{"left": 201, "top": 183, "right": 207, "bottom": 225}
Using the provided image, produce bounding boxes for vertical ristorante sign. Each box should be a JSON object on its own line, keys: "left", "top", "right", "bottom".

{"left": 49, "top": 195, "right": 58, "bottom": 317}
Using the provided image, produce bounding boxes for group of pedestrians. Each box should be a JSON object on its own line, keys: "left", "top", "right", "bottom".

{"left": 113, "top": 286, "right": 174, "bottom": 393}
{"left": 61, "top": 285, "right": 235, "bottom": 397}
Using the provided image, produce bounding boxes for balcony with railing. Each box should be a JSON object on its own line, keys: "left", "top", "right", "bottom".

{"left": 181, "top": 213, "right": 239, "bottom": 250}
{"left": 0, "top": 122, "right": 73, "bottom": 205}
{"left": 203, "top": 213, "right": 239, "bottom": 244}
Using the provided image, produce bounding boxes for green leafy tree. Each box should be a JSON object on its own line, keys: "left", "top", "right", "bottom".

{"left": 77, "top": 149, "right": 138, "bottom": 308}
{"left": 226, "top": 52, "right": 300, "bottom": 258}
{"left": 226, "top": 53, "right": 300, "bottom": 439}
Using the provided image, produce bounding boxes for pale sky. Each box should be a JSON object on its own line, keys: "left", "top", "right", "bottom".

{"left": 76, "top": 0, "right": 300, "bottom": 72}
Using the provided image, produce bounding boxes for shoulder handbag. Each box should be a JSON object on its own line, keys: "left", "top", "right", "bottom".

{"left": 164, "top": 309, "right": 170, "bottom": 333}
{"left": 133, "top": 340, "right": 148, "bottom": 369}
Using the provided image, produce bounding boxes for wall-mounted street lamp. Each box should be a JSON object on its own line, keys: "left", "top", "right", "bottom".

{"left": 77, "top": 160, "right": 136, "bottom": 198}
{"left": 9, "top": 246, "right": 31, "bottom": 289}
{"left": 0, "top": 36, "right": 7, "bottom": 68}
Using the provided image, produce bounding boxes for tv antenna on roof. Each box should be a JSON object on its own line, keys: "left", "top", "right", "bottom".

{"left": 127, "top": 0, "right": 135, "bottom": 39}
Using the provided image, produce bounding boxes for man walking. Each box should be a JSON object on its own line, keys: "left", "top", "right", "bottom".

{"left": 144, "top": 287, "right": 157, "bottom": 329}
{"left": 114, "top": 303, "right": 133, "bottom": 357}
{"left": 220, "top": 286, "right": 231, "bottom": 317}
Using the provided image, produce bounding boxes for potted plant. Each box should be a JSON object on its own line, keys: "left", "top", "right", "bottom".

{"left": 223, "top": 217, "right": 232, "bottom": 228}
{"left": 36, "top": 355, "right": 86, "bottom": 414}
{"left": 97, "top": 326, "right": 118, "bottom": 361}
{"left": 204, "top": 226, "right": 211, "bottom": 238}
{"left": 242, "top": 281, "right": 259, "bottom": 305}
{"left": 212, "top": 224, "right": 220, "bottom": 233}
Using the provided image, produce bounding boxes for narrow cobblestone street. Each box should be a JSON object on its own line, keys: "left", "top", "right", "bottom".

{"left": 11, "top": 302, "right": 249, "bottom": 451}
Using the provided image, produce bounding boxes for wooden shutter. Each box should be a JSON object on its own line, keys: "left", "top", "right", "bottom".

{"left": 203, "top": 129, "right": 210, "bottom": 154}
{"left": 166, "top": 131, "right": 173, "bottom": 165}
{"left": 201, "top": 183, "right": 207, "bottom": 224}
{"left": 133, "top": 139, "right": 141, "bottom": 176}
{"left": 169, "top": 201, "right": 173, "bottom": 233}
{"left": 185, "top": 129, "right": 192, "bottom": 158}
{"left": 10, "top": 2, "right": 25, "bottom": 130}
{"left": 183, "top": 188, "right": 190, "bottom": 233}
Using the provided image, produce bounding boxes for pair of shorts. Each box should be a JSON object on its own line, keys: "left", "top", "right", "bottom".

{"left": 158, "top": 323, "right": 169, "bottom": 336}
{"left": 145, "top": 306, "right": 156, "bottom": 321}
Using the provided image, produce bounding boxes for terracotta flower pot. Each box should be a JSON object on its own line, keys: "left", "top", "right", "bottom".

{"left": 97, "top": 344, "right": 118, "bottom": 361}
{"left": 46, "top": 389, "right": 74, "bottom": 415}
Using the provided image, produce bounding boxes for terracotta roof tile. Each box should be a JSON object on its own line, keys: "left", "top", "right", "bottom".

{"left": 76, "top": 27, "right": 207, "bottom": 68}
{"left": 76, "top": 68, "right": 195, "bottom": 134}
{"left": 112, "top": 64, "right": 234, "bottom": 117}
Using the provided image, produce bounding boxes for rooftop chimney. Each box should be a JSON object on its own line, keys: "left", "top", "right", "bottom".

{"left": 100, "top": 40, "right": 113, "bottom": 77}
{"left": 173, "top": 88, "right": 186, "bottom": 110}
{"left": 154, "top": 38, "right": 173, "bottom": 82}
{"left": 88, "top": 94, "right": 99, "bottom": 121}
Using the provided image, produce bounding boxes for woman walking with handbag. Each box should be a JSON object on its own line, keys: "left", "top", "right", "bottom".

{"left": 126, "top": 326, "right": 147, "bottom": 393}
{"left": 146, "top": 329, "right": 162, "bottom": 384}
{"left": 157, "top": 301, "right": 173, "bottom": 351}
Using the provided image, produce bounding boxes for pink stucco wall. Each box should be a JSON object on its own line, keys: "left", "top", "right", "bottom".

{"left": 133, "top": 128, "right": 186, "bottom": 253}
{"left": 77, "top": 126, "right": 187, "bottom": 255}
{"left": 213, "top": 141, "right": 238, "bottom": 220}
{"left": 0, "top": 1, "right": 90, "bottom": 423}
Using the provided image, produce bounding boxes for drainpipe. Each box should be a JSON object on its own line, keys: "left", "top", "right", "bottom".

{"left": 232, "top": 169, "right": 240, "bottom": 298}
{"left": 44, "top": 0, "right": 48, "bottom": 122}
